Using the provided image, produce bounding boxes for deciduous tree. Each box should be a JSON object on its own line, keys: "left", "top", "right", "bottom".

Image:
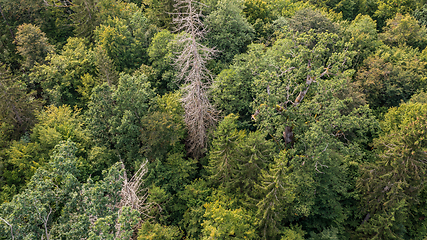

{"left": 204, "top": 0, "right": 255, "bottom": 63}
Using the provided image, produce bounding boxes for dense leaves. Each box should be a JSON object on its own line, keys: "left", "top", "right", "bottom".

{"left": 2, "top": 0, "right": 427, "bottom": 239}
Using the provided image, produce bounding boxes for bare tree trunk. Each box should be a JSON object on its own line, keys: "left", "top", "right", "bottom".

{"left": 172, "top": 0, "right": 217, "bottom": 158}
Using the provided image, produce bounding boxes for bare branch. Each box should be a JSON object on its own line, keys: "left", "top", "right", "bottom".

{"left": 0, "top": 216, "right": 14, "bottom": 240}
{"left": 172, "top": 0, "right": 218, "bottom": 158}
{"left": 115, "top": 160, "right": 153, "bottom": 238}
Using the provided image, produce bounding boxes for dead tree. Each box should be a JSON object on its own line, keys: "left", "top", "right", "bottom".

{"left": 115, "top": 160, "right": 154, "bottom": 238}
{"left": 172, "top": 0, "right": 217, "bottom": 158}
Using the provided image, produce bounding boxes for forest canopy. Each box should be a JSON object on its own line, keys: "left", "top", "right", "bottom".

{"left": 1, "top": 0, "right": 427, "bottom": 239}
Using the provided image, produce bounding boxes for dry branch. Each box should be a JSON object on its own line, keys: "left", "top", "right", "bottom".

{"left": 172, "top": 0, "right": 217, "bottom": 158}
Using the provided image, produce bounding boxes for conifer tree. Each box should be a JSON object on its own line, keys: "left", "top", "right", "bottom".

{"left": 256, "top": 150, "right": 295, "bottom": 240}
{"left": 357, "top": 102, "right": 427, "bottom": 239}
{"left": 172, "top": 0, "right": 217, "bottom": 158}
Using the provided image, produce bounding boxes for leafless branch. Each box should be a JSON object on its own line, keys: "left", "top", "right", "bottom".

{"left": 315, "top": 160, "right": 328, "bottom": 173}
{"left": 0, "top": 216, "right": 14, "bottom": 240}
{"left": 42, "top": 0, "right": 73, "bottom": 7}
{"left": 33, "top": 200, "right": 51, "bottom": 240}
{"left": 115, "top": 160, "right": 153, "bottom": 238}
{"left": 172, "top": 0, "right": 218, "bottom": 158}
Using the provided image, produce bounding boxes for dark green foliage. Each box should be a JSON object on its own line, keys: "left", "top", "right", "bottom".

{"left": 141, "top": 92, "right": 186, "bottom": 161}
{"left": 357, "top": 102, "right": 427, "bottom": 239}
{"left": 211, "top": 46, "right": 263, "bottom": 123}
{"left": 3, "top": 0, "right": 427, "bottom": 238}
{"left": 0, "top": 0, "right": 72, "bottom": 69}
{"left": 0, "top": 65, "right": 42, "bottom": 141}
{"left": 413, "top": 4, "right": 427, "bottom": 27}
{"left": 204, "top": 0, "right": 255, "bottom": 63}
{"left": 70, "top": 0, "right": 100, "bottom": 39}
{"left": 208, "top": 114, "right": 276, "bottom": 203}
{"left": 288, "top": 8, "right": 340, "bottom": 34}
{"left": 144, "top": 154, "right": 197, "bottom": 224}
{"left": 178, "top": 179, "right": 213, "bottom": 239}
{"left": 86, "top": 72, "right": 155, "bottom": 170}
{"left": 146, "top": 30, "right": 178, "bottom": 95}
{"left": 256, "top": 150, "right": 295, "bottom": 239}
{"left": 142, "top": 0, "right": 175, "bottom": 29}
{"left": 355, "top": 45, "right": 427, "bottom": 110}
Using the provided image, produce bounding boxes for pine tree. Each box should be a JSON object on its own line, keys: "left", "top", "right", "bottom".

{"left": 256, "top": 150, "right": 295, "bottom": 240}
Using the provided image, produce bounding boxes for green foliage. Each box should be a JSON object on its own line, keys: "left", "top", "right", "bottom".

{"left": 31, "top": 105, "right": 90, "bottom": 153}
{"left": 277, "top": 0, "right": 312, "bottom": 18}
{"left": 70, "top": 0, "right": 100, "bottom": 39}
{"left": 0, "top": 140, "right": 142, "bottom": 239}
{"left": 1, "top": 105, "right": 91, "bottom": 195}
{"left": 345, "top": 14, "right": 382, "bottom": 68}
{"left": 202, "top": 200, "right": 258, "bottom": 239}
{"left": 141, "top": 91, "right": 186, "bottom": 161}
{"left": 144, "top": 152, "right": 197, "bottom": 225}
{"left": 413, "top": 3, "right": 427, "bottom": 27}
{"left": 243, "top": 0, "right": 273, "bottom": 24}
{"left": 355, "top": 45, "right": 427, "bottom": 109}
{"left": 373, "top": 0, "right": 421, "bottom": 22}
{"left": 86, "top": 72, "right": 155, "bottom": 169}
{"left": 15, "top": 23, "right": 54, "bottom": 69}
{"left": 288, "top": 8, "right": 340, "bottom": 34}
{"left": 31, "top": 37, "right": 97, "bottom": 107}
{"left": 256, "top": 150, "right": 295, "bottom": 239}
{"left": 407, "top": 185, "right": 427, "bottom": 239}
{"left": 410, "top": 90, "right": 427, "bottom": 104}
{"left": 208, "top": 114, "right": 276, "bottom": 207}
{"left": 204, "top": 0, "right": 255, "bottom": 63}
{"left": 5, "top": 0, "right": 427, "bottom": 237}
{"left": 207, "top": 114, "right": 245, "bottom": 185}
{"left": 211, "top": 47, "right": 262, "bottom": 123}
{"left": 0, "top": 0, "right": 72, "bottom": 69}
{"left": 357, "top": 102, "right": 427, "bottom": 239}
{"left": 147, "top": 30, "right": 178, "bottom": 95}
{"left": 0, "top": 140, "right": 81, "bottom": 239}
{"left": 138, "top": 221, "right": 183, "bottom": 239}
{"left": 0, "top": 65, "right": 42, "bottom": 140}
{"left": 245, "top": 30, "right": 378, "bottom": 236}
{"left": 94, "top": 11, "right": 154, "bottom": 72}
{"left": 142, "top": 0, "right": 175, "bottom": 29}
{"left": 281, "top": 225, "right": 305, "bottom": 240}
{"left": 308, "top": 227, "right": 339, "bottom": 240}
{"left": 146, "top": 152, "right": 197, "bottom": 196}
{"left": 380, "top": 13, "right": 427, "bottom": 50}
{"left": 178, "top": 179, "right": 213, "bottom": 239}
